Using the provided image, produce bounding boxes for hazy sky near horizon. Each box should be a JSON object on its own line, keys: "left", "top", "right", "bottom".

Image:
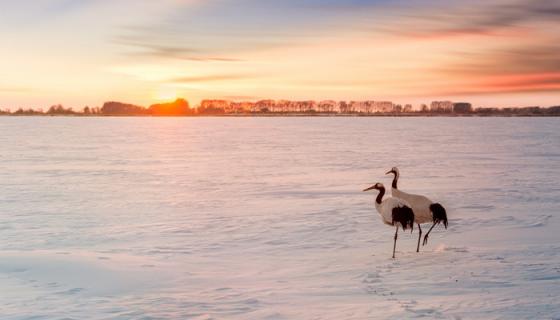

{"left": 1, "top": 0, "right": 559, "bottom": 109}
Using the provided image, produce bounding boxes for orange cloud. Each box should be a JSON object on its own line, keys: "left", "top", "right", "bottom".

{"left": 435, "top": 72, "right": 560, "bottom": 96}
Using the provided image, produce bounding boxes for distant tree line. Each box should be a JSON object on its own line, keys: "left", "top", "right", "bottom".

{"left": 1, "top": 99, "right": 560, "bottom": 116}
{"left": 101, "top": 98, "right": 194, "bottom": 116}
{"left": 473, "top": 106, "right": 560, "bottom": 116}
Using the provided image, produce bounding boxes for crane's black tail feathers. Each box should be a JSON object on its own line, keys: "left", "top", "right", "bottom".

{"left": 430, "top": 203, "right": 448, "bottom": 229}
{"left": 392, "top": 206, "right": 415, "bottom": 232}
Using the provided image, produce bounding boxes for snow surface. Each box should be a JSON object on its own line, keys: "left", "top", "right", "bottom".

{"left": 0, "top": 117, "right": 559, "bottom": 319}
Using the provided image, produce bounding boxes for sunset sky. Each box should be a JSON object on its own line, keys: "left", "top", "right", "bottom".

{"left": 1, "top": 0, "right": 559, "bottom": 109}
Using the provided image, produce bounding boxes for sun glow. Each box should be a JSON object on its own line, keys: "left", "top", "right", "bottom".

{"left": 153, "top": 86, "right": 178, "bottom": 102}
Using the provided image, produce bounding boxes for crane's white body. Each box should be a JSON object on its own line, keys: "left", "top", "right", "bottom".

{"left": 391, "top": 188, "right": 433, "bottom": 224}
{"left": 384, "top": 167, "right": 448, "bottom": 252}
{"left": 375, "top": 196, "right": 411, "bottom": 226}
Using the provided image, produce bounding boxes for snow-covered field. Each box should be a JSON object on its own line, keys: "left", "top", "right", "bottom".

{"left": 0, "top": 117, "right": 559, "bottom": 319}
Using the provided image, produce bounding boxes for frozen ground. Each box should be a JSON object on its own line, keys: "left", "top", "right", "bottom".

{"left": 0, "top": 117, "right": 559, "bottom": 319}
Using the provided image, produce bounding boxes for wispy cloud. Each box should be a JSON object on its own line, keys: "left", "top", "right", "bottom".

{"left": 440, "top": 44, "right": 560, "bottom": 75}
{"left": 436, "top": 77, "right": 560, "bottom": 96}
{"left": 115, "top": 34, "right": 244, "bottom": 61}
{"left": 384, "top": 0, "right": 560, "bottom": 39}
{"left": 113, "top": 0, "right": 389, "bottom": 58}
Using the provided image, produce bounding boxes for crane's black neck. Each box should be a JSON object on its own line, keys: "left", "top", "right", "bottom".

{"left": 391, "top": 172, "right": 399, "bottom": 189}
{"left": 376, "top": 187, "right": 385, "bottom": 204}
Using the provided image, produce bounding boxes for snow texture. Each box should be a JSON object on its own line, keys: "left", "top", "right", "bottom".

{"left": 0, "top": 117, "right": 559, "bottom": 319}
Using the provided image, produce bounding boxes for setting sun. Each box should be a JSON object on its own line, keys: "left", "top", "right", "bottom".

{"left": 153, "top": 86, "right": 178, "bottom": 102}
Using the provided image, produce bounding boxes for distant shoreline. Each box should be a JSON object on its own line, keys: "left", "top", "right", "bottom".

{"left": 3, "top": 98, "right": 559, "bottom": 117}
{"left": 2, "top": 113, "right": 559, "bottom": 117}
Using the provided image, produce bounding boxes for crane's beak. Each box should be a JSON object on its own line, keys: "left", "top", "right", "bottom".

{"left": 363, "top": 185, "right": 376, "bottom": 192}
{"left": 385, "top": 170, "right": 393, "bottom": 175}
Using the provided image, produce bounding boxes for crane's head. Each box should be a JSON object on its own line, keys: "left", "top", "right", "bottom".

{"left": 385, "top": 167, "right": 399, "bottom": 176}
{"left": 363, "top": 182, "right": 384, "bottom": 192}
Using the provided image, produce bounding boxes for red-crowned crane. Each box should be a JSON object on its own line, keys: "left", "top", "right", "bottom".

{"left": 363, "top": 182, "right": 415, "bottom": 258}
{"left": 386, "top": 167, "right": 448, "bottom": 252}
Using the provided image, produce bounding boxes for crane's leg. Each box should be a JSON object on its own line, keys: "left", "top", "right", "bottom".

{"left": 416, "top": 224, "right": 422, "bottom": 253}
{"left": 392, "top": 226, "right": 399, "bottom": 259}
{"left": 423, "top": 222, "right": 437, "bottom": 246}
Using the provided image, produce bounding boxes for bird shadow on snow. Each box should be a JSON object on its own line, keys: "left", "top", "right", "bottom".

{"left": 445, "top": 213, "right": 553, "bottom": 235}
